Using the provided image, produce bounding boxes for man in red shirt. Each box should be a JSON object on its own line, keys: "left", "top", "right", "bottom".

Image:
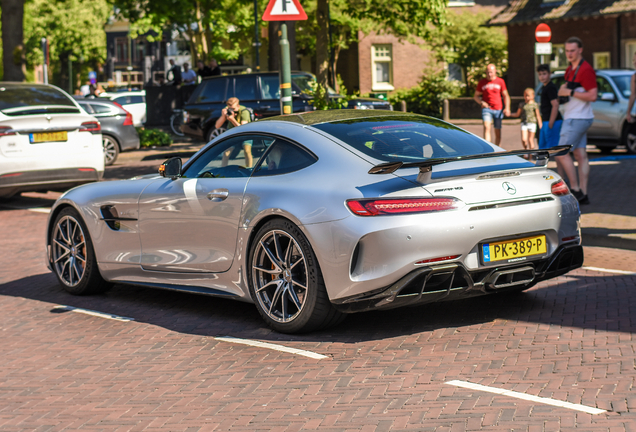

{"left": 474, "top": 64, "right": 511, "bottom": 145}
{"left": 556, "top": 36, "right": 597, "bottom": 205}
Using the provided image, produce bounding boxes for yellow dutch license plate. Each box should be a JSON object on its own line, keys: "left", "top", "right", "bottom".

{"left": 30, "top": 131, "right": 68, "bottom": 143}
{"left": 482, "top": 235, "right": 547, "bottom": 263}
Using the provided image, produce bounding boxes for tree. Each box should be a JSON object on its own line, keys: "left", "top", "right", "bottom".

{"left": 428, "top": 11, "right": 508, "bottom": 96}
{"left": 22, "top": 0, "right": 110, "bottom": 89}
{"left": 1, "top": 0, "right": 26, "bottom": 81}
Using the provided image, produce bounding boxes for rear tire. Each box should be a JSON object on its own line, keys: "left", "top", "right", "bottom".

{"left": 248, "top": 218, "right": 345, "bottom": 334}
{"left": 170, "top": 112, "right": 185, "bottom": 136}
{"left": 49, "top": 207, "right": 112, "bottom": 295}
{"left": 206, "top": 126, "right": 226, "bottom": 143}
{"left": 102, "top": 135, "right": 120, "bottom": 166}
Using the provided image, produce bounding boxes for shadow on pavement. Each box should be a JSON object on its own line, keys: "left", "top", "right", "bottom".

{"left": 1, "top": 270, "right": 634, "bottom": 344}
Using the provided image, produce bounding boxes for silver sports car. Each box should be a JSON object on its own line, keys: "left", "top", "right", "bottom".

{"left": 46, "top": 110, "right": 583, "bottom": 334}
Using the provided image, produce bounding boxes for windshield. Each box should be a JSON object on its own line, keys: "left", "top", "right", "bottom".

{"left": 313, "top": 115, "right": 495, "bottom": 162}
{"left": 292, "top": 74, "right": 338, "bottom": 95}
{"left": 0, "top": 85, "right": 76, "bottom": 111}
{"left": 610, "top": 74, "right": 632, "bottom": 98}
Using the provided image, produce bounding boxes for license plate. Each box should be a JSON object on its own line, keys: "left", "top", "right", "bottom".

{"left": 30, "top": 131, "right": 68, "bottom": 143}
{"left": 482, "top": 235, "right": 547, "bottom": 263}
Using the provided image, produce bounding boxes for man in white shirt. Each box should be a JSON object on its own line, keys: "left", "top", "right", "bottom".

{"left": 181, "top": 62, "right": 197, "bottom": 85}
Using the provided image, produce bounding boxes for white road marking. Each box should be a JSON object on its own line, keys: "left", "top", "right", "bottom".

{"left": 582, "top": 266, "right": 636, "bottom": 276}
{"left": 446, "top": 380, "right": 606, "bottom": 415}
{"left": 53, "top": 305, "right": 134, "bottom": 322}
{"left": 214, "top": 336, "right": 328, "bottom": 360}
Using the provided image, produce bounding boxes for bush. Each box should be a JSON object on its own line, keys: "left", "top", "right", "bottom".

{"left": 137, "top": 128, "right": 173, "bottom": 147}
{"left": 388, "top": 68, "right": 464, "bottom": 119}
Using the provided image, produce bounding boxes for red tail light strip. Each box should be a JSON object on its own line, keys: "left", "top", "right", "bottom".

{"left": 0, "top": 126, "right": 16, "bottom": 137}
{"left": 551, "top": 180, "right": 569, "bottom": 196}
{"left": 416, "top": 255, "right": 461, "bottom": 265}
{"left": 347, "top": 198, "right": 461, "bottom": 216}
{"left": 79, "top": 121, "right": 101, "bottom": 134}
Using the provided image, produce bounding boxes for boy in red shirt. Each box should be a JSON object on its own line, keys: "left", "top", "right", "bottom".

{"left": 474, "top": 64, "right": 511, "bottom": 145}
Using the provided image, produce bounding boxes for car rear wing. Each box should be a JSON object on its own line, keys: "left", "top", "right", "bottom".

{"left": 368, "top": 145, "right": 571, "bottom": 184}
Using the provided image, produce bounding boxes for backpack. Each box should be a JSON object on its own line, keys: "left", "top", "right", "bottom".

{"left": 240, "top": 106, "right": 256, "bottom": 122}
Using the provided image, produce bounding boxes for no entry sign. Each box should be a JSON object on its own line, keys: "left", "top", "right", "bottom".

{"left": 535, "top": 23, "right": 552, "bottom": 43}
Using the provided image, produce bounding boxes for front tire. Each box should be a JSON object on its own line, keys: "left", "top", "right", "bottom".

{"left": 248, "top": 219, "right": 345, "bottom": 334}
{"left": 50, "top": 207, "right": 111, "bottom": 295}
{"left": 206, "top": 126, "right": 226, "bottom": 143}
{"left": 170, "top": 112, "right": 185, "bottom": 136}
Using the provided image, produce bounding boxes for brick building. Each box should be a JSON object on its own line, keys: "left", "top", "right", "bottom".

{"left": 489, "top": 0, "right": 636, "bottom": 96}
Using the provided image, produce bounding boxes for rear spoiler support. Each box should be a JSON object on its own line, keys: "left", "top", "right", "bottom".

{"left": 368, "top": 145, "right": 571, "bottom": 184}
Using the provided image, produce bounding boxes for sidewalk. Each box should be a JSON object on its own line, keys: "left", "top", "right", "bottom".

{"left": 122, "top": 122, "right": 636, "bottom": 253}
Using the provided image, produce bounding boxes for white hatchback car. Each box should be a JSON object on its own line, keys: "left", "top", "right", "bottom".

{"left": 100, "top": 90, "right": 146, "bottom": 126}
{"left": 0, "top": 83, "right": 104, "bottom": 198}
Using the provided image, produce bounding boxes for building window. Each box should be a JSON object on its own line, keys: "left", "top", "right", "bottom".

{"left": 549, "top": 44, "right": 567, "bottom": 71}
{"left": 593, "top": 52, "right": 610, "bottom": 70}
{"left": 372, "top": 44, "right": 394, "bottom": 91}
{"left": 115, "top": 38, "right": 128, "bottom": 62}
{"left": 624, "top": 40, "right": 636, "bottom": 67}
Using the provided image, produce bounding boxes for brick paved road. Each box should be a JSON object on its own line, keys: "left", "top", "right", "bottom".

{"left": 2, "top": 198, "right": 636, "bottom": 430}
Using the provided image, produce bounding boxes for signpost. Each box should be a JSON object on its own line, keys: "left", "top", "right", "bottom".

{"left": 534, "top": 23, "right": 552, "bottom": 65}
{"left": 262, "top": 0, "right": 307, "bottom": 114}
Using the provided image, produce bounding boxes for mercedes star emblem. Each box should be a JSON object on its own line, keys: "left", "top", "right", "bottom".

{"left": 502, "top": 182, "right": 516, "bottom": 195}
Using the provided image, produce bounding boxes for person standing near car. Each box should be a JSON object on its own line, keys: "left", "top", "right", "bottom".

{"left": 625, "top": 53, "right": 636, "bottom": 141}
{"left": 474, "top": 64, "right": 511, "bottom": 146}
{"left": 209, "top": 59, "right": 222, "bottom": 76}
{"left": 181, "top": 62, "right": 197, "bottom": 85}
{"left": 167, "top": 59, "right": 182, "bottom": 86}
{"left": 537, "top": 64, "right": 563, "bottom": 151}
{"left": 215, "top": 97, "right": 253, "bottom": 166}
{"left": 556, "top": 36, "right": 597, "bottom": 205}
{"left": 197, "top": 60, "right": 212, "bottom": 80}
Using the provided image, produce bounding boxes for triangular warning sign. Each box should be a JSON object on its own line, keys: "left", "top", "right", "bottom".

{"left": 262, "top": 0, "right": 308, "bottom": 21}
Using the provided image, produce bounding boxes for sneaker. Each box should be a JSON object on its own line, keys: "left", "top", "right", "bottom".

{"left": 578, "top": 194, "right": 590, "bottom": 205}
{"left": 571, "top": 189, "right": 584, "bottom": 201}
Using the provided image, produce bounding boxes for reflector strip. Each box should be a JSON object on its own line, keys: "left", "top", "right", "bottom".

{"left": 416, "top": 255, "right": 460, "bottom": 264}
{"left": 446, "top": 380, "right": 606, "bottom": 415}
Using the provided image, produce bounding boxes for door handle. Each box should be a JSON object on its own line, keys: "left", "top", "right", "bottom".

{"left": 207, "top": 189, "right": 229, "bottom": 201}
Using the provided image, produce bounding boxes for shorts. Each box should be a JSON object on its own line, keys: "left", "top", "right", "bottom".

{"left": 521, "top": 122, "right": 537, "bottom": 133}
{"left": 559, "top": 118, "right": 594, "bottom": 150}
{"left": 538, "top": 120, "right": 563, "bottom": 149}
{"left": 482, "top": 108, "right": 504, "bottom": 129}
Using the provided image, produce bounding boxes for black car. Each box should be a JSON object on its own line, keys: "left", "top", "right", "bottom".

{"left": 181, "top": 71, "right": 393, "bottom": 142}
{"left": 76, "top": 99, "right": 140, "bottom": 165}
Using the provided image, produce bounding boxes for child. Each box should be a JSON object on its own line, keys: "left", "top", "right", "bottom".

{"left": 536, "top": 64, "right": 563, "bottom": 149}
{"left": 509, "top": 88, "right": 541, "bottom": 150}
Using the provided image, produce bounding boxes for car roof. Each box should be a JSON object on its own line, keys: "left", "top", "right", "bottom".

{"left": 260, "top": 109, "right": 420, "bottom": 126}
{"left": 201, "top": 71, "right": 313, "bottom": 82}
{"left": 552, "top": 69, "right": 634, "bottom": 76}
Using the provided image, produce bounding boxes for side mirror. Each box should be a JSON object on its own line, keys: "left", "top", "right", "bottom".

{"left": 159, "top": 157, "right": 182, "bottom": 180}
{"left": 600, "top": 92, "right": 616, "bottom": 102}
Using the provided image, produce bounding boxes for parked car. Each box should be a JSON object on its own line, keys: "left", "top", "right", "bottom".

{"left": 536, "top": 69, "right": 636, "bottom": 154}
{"left": 0, "top": 83, "right": 104, "bottom": 199}
{"left": 76, "top": 99, "right": 140, "bottom": 166}
{"left": 45, "top": 110, "right": 582, "bottom": 334}
{"left": 100, "top": 90, "right": 146, "bottom": 127}
{"left": 181, "top": 71, "right": 393, "bottom": 142}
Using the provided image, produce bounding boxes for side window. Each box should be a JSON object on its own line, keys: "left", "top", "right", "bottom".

{"left": 196, "top": 78, "right": 228, "bottom": 103}
{"left": 253, "top": 139, "right": 317, "bottom": 177}
{"left": 183, "top": 135, "right": 273, "bottom": 178}
{"left": 81, "top": 104, "right": 94, "bottom": 114}
{"left": 90, "top": 104, "right": 113, "bottom": 114}
{"left": 130, "top": 95, "right": 145, "bottom": 104}
{"left": 596, "top": 77, "right": 614, "bottom": 99}
{"left": 260, "top": 76, "right": 280, "bottom": 99}
{"left": 233, "top": 76, "right": 257, "bottom": 101}
{"left": 114, "top": 96, "right": 130, "bottom": 105}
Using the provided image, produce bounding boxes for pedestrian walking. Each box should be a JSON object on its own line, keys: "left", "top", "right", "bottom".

{"left": 556, "top": 36, "right": 597, "bottom": 205}
{"left": 181, "top": 62, "right": 197, "bottom": 85}
{"left": 474, "top": 64, "right": 511, "bottom": 146}
{"left": 167, "top": 59, "right": 182, "bottom": 86}
{"left": 536, "top": 64, "right": 563, "bottom": 151}
{"left": 509, "top": 88, "right": 541, "bottom": 151}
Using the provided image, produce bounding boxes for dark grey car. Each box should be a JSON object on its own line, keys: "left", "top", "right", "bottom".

{"left": 76, "top": 99, "right": 140, "bottom": 165}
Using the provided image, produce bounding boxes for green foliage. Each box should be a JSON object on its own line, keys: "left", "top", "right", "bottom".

{"left": 137, "top": 128, "right": 173, "bottom": 147}
{"left": 428, "top": 11, "right": 508, "bottom": 96}
{"left": 388, "top": 67, "right": 464, "bottom": 118}
{"left": 303, "top": 81, "right": 347, "bottom": 111}
{"left": 22, "top": 0, "right": 110, "bottom": 84}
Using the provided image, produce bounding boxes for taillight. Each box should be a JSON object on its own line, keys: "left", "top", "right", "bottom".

{"left": 551, "top": 180, "right": 569, "bottom": 196}
{"left": 123, "top": 111, "right": 134, "bottom": 126}
{"left": 346, "top": 198, "right": 461, "bottom": 216}
{"left": 416, "top": 255, "right": 461, "bottom": 265}
{"left": 80, "top": 121, "right": 101, "bottom": 134}
{"left": 0, "top": 126, "right": 16, "bottom": 136}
